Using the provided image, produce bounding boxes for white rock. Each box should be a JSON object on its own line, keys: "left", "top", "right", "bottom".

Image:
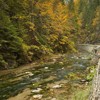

{"left": 25, "top": 71, "right": 32, "bottom": 74}
{"left": 59, "top": 62, "right": 63, "bottom": 65}
{"left": 90, "top": 70, "right": 94, "bottom": 73}
{"left": 44, "top": 67, "right": 48, "bottom": 69}
{"left": 32, "top": 88, "right": 42, "bottom": 93}
{"left": 52, "top": 84, "right": 62, "bottom": 89}
{"left": 25, "top": 71, "right": 34, "bottom": 76}
{"left": 29, "top": 73, "right": 34, "bottom": 76}
{"left": 62, "top": 67, "right": 64, "bottom": 69}
{"left": 33, "top": 94, "right": 43, "bottom": 99}
{"left": 25, "top": 71, "right": 30, "bottom": 74}
{"left": 80, "top": 79, "right": 86, "bottom": 82}
{"left": 33, "top": 84, "right": 34, "bottom": 86}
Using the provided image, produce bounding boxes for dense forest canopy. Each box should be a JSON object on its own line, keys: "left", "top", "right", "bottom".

{"left": 0, "top": 0, "right": 100, "bottom": 69}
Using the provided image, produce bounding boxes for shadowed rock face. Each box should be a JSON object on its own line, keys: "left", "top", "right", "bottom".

{"left": 89, "top": 59, "right": 100, "bottom": 100}
{"left": 89, "top": 45, "right": 100, "bottom": 100}
{"left": 78, "top": 44, "right": 100, "bottom": 53}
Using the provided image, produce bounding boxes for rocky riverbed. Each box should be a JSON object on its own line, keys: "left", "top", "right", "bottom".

{"left": 0, "top": 50, "right": 95, "bottom": 100}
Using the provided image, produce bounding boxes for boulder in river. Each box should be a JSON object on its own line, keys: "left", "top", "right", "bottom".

{"left": 52, "top": 84, "right": 62, "bottom": 89}
{"left": 59, "top": 62, "right": 64, "bottom": 65}
{"left": 44, "top": 67, "right": 48, "bottom": 69}
{"left": 25, "top": 71, "right": 34, "bottom": 76}
{"left": 33, "top": 94, "right": 43, "bottom": 99}
{"left": 32, "top": 88, "right": 42, "bottom": 93}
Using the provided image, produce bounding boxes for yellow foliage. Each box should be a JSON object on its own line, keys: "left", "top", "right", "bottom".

{"left": 28, "top": 0, "right": 76, "bottom": 52}
{"left": 26, "top": 22, "right": 35, "bottom": 31}
{"left": 92, "top": 7, "right": 100, "bottom": 26}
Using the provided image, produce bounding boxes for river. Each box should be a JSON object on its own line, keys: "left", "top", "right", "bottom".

{"left": 0, "top": 50, "right": 94, "bottom": 100}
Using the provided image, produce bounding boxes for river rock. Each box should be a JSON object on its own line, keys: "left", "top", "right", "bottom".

{"left": 59, "top": 62, "right": 64, "bottom": 65}
{"left": 80, "top": 79, "right": 87, "bottom": 83}
{"left": 62, "top": 67, "right": 64, "bottom": 69}
{"left": 52, "top": 84, "right": 62, "bottom": 89}
{"left": 44, "top": 67, "right": 48, "bottom": 69}
{"left": 25, "top": 71, "right": 34, "bottom": 76}
{"left": 33, "top": 94, "right": 43, "bottom": 99}
{"left": 31, "top": 77, "right": 40, "bottom": 82}
{"left": 32, "top": 88, "right": 42, "bottom": 93}
{"left": 90, "top": 69, "right": 94, "bottom": 73}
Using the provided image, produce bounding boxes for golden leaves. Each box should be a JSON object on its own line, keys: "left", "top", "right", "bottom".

{"left": 26, "top": 22, "right": 35, "bottom": 31}
{"left": 92, "top": 7, "right": 100, "bottom": 26}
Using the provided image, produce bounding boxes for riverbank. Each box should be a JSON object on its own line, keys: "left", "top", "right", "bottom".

{"left": 0, "top": 54, "right": 64, "bottom": 76}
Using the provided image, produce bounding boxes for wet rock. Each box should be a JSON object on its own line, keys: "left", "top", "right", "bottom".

{"left": 62, "top": 67, "right": 64, "bottom": 69}
{"left": 32, "top": 88, "right": 42, "bottom": 93}
{"left": 33, "top": 94, "right": 43, "bottom": 99}
{"left": 90, "top": 69, "right": 94, "bottom": 73}
{"left": 59, "top": 62, "right": 64, "bottom": 65}
{"left": 44, "top": 67, "right": 48, "bottom": 69}
{"left": 25, "top": 71, "right": 31, "bottom": 74}
{"left": 25, "top": 71, "right": 34, "bottom": 76}
{"left": 52, "top": 84, "right": 62, "bottom": 89}
{"left": 80, "top": 79, "right": 87, "bottom": 83}
{"left": 31, "top": 77, "right": 40, "bottom": 82}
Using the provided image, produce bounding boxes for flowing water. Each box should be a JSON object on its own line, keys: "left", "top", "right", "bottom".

{"left": 0, "top": 51, "right": 93, "bottom": 100}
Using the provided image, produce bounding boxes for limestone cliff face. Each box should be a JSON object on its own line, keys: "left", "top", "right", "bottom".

{"left": 89, "top": 59, "right": 100, "bottom": 100}
{"left": 89, "top": 47, "right": 100, "bottom": 100}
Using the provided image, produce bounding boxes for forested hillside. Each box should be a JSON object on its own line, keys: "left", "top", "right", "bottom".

{"left": 0, "top": 0, "right": 100, "bottom": 69}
